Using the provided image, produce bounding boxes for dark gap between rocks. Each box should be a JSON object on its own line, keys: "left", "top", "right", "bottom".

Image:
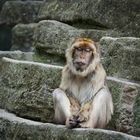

{"left": 0, "top": 25, "right": 13, "bottom": 51}
{"left": 63, "top": 19, "right": 109, "bottom": 30}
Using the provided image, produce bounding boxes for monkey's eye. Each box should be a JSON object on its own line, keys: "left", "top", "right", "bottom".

{"left": 76, "top": 47, "right": 83, "bottom": 51}
{"left": 85, "top": 48, "right": 92, "bottom": 52}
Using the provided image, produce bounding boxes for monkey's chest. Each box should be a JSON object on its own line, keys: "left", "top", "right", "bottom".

{"left": 68, "top": 81, "right": 94, "bottom": 104}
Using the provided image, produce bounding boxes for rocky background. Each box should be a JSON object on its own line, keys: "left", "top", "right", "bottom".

{"left": 0, "top": 0, "right": 140, "bottom": 140}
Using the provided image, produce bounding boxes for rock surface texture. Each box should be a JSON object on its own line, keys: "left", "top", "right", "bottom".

{"left": 0, "top": 1, "right": 43, "bottom": 25}
{"left": 0, "top": 57, "right": 62, "bottom": 122}
{"left": 11, "top": 23, "right": 37, "bottom": 52}
{"left": 0, "top": 57, "right": 140, "bottom": 137}
{"left": 33, "top": 20, "right": 121, "bottom": 56}
{"left": 0, "top": 0, "right": 140, "bottom": 139}
{"left": 100, "top": 37, "right": 140, "bottom": 82}
{"left": 38, "top": 0, "right": 140, "bottom": 37}
{"left": 0, "top": 109, "right": 139, "bottom": 140}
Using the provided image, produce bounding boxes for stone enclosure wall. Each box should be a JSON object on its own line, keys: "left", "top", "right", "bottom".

{"left": 0, "top": 0, "right": 140, "bottom": 140}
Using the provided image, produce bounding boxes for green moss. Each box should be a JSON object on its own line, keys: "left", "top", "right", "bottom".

{"left": 101, "top": 37, "right": 140, "bottom": 83}
{"left": 0, "top": 58, "right": 62, "bottom": 122}
{"left": 33, "top": 53, "right": 65, "bottom": 66}
{"left": 107, "top": 80, "right": 122, "bottom": 130}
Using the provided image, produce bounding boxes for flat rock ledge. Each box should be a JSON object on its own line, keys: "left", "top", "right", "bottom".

{"left": 0, "top": 109, "right": 139, "bottom": 140}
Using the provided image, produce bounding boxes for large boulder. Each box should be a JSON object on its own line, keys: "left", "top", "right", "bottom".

{"left": 38, "top": 0, "right": 140, "bottom": 37}
{"left": 33, "top": 20, "right": 121, "bottom": 56}
{"left": 33, "top": 20, "right": 76, "bottom": 56}
{"left": 100, "top": 37, "right": 140, "bottom": 83}
{"left": 34, "top": 22, "right": 140, "bottom": 82}
{"left": 0, "top": 57, "right": 140, "bottom": 136}
{"left": 0, "top": 1, "right": 43, "bottom": 25}
{"left": 0, "top": 57, "right": 63, "bottom": 122}
{"left": 0, "top": 109, "right": 139, "bottom": 140}
{"left": 11, "top": 23, "right": 37, "bottom": 52}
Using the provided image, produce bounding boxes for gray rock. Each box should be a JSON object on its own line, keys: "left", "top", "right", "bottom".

{"left": 0, "top": 0, "right": 43, "bottom": 12}
{"left": 33, "top": 20, "right": 76, "bottom": 56}
{"left": 118, "top": 86, "right": 137, "bottom": 134}
{"left": 0, "top": 57, "right": 140, "bottom": 136}
{"left": 106, "top": 77, "right": 140, "bottom": 136}
{"left": 100, "top": 37, "right": 140, "bottom": 83}
{"left": 0, "top": 0, "right": 5, "bottom": 11}
{"left": 0, "top": 1, "right": 44, "bottom": 51}
{"left": 33, "top": 22, "right": 140, "bottom": 82}
{"left": 0, "top": 1, "right": 43, "bottom": 25}
{"left": 0, "top": 51, "right": 34, "bottom": 67}
{"left": 0, "top": 51, "right": 65, "bottom": 66}
{"left": 0, "top": 57, "right": 63, "bottom": 122}
{"left": 0, "top": 109, "right": 139, "bottom": 140}
{"left": 11, "top": 23, "right": 37, "bottom": 52}
{"left": 33, "top": 20, "right": 121, "bottom": 56}
{"left": 38, "top": 0, "right": 140, "bottom": 37}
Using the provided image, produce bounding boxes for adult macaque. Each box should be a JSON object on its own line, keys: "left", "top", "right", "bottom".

{"left": 53, "top": 38, "right": 113, "bottom": 128}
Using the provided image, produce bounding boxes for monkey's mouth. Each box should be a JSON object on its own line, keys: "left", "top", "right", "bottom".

{"left": 73, "top": 62, "right": 87, "bottom": 72}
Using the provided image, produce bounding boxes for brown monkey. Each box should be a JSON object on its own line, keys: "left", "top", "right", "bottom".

{"left": 53, "top": 38, "right": 113, "bottom": 128}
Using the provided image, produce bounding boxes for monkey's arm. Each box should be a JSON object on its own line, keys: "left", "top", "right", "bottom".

{"left": 59, "top": 66, "right": 70, "bottom": 91}
{"left": 60, "top": 66, "right": 81, "bottom": 111}
{"left": 77, "top": 101, "right": 92, "bottom": 123}
{"left": 92, "top": 63, "right": 106, "bottom": 94}
{"left": 69, "top": 96, "right": 80, "bottom": 114}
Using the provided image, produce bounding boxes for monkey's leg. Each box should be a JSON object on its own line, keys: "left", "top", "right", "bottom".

{"left": 65, "top": 97, "right": 81, "bottom": 128}
{"left": 80, "top": 88, "right": 113, "bottom": 128}
{"left": 53, "top": 88, "right": 71, "bottom": 124}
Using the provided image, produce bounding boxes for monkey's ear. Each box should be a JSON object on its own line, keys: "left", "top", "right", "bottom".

{"left": 94, "top": 42, "right": 100, "bottom": 54}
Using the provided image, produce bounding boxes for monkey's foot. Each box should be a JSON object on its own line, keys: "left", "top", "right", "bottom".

{"left": 66, "top": 115, "right": 81, "bottom": 128}
{"left": 79, "top": 122, "right": 91, "bottom": 128}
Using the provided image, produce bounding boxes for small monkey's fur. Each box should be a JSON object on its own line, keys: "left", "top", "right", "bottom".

{"left": 53, "top": 38, "right": 113, "bottom": 128}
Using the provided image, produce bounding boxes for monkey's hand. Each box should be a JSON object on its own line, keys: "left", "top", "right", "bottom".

{"left": 66, "top": 102, "right": 92, "bottom": 128}
{"left": 74, "top": 102, "right": 92, "bottom": 126}
{"left": 66, "top": 115, "right": 81, "bottom": 128}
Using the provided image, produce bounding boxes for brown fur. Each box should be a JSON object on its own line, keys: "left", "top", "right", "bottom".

{"left": 53, "top": 38, "right": 113, "bottom": 128}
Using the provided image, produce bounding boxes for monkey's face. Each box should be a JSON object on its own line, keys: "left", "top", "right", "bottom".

{"left": 73, "top": 46, "right": 93, "bottom": 72}
{"left": 66, "top": 38, "right": 100, "bottom": 77}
